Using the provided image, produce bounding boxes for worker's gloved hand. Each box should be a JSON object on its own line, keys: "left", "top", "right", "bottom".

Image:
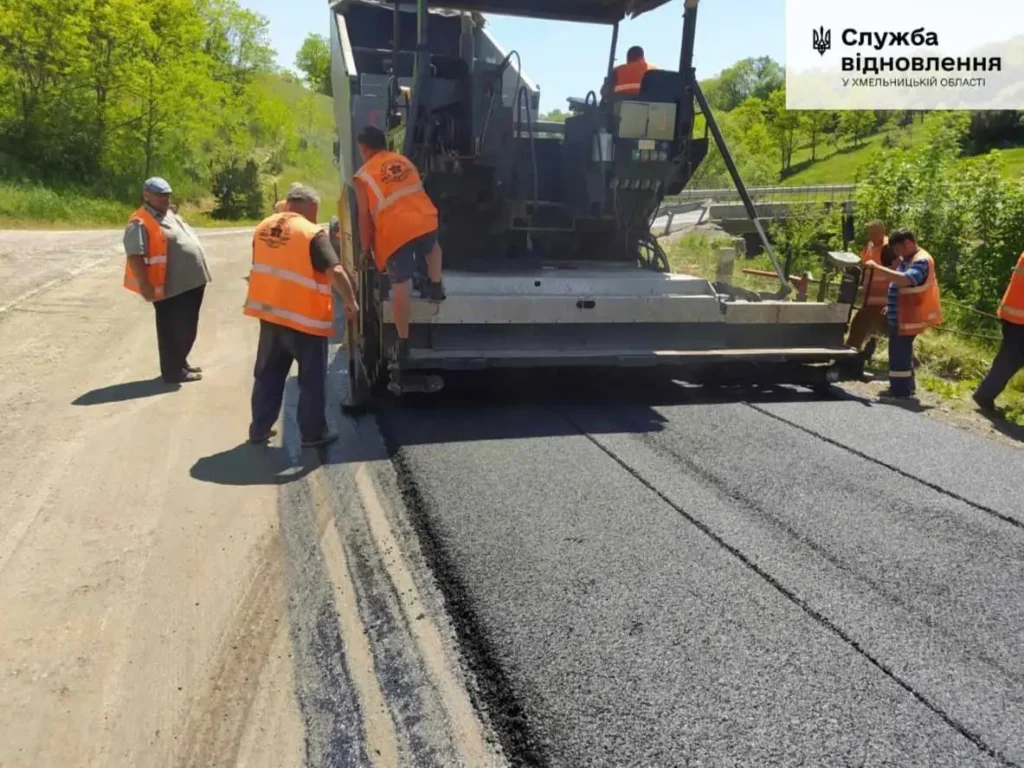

{"left": 140, "top": 282, "right": 156, "bottom": 302}
{"left": 357, "top": 250, "right": 373, "bottom": 271}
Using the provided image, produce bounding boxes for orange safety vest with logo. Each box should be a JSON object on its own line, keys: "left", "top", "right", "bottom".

{"left": 243, "top": 212, "right": 334, "bottom": 337}
{"left": 997, "top": 252, "right": 1024, "bottom": 325}
{"left": 123, "top": 206, "right": 168, "bottom": 299}
{"left": 356, "top": 151, "right": 436, "bottom": 274}
{"left": 861, "top": 237, "right": 889, "bottom": 306}
{"left": 896, "top": 249, "right": 942, "bottom": 335}
{"left": 613, "top": 59, "right": 656, "bottom": 95}
{"left": 354, "top": 150, "right": 438, "bottom": 272}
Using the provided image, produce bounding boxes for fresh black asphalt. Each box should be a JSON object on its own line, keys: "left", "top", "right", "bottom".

{"left": 372, "top": 374, "right": 1022, "bottom": 767}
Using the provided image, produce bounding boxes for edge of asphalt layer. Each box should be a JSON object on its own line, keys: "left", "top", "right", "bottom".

{"left": 376, "top": 410, "right": 550, "bottom": 768}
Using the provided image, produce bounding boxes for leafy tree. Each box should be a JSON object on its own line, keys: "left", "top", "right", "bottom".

{"left": 801, "top": 111, "right": 833, "bottom": 161}
{"left": 295, "top": 33, "right": 332, "bottom": 96}
{"left": 701, "top": 56, "right": 784, "bottom": 112}
{"left": 838, "top": 111, "right": 875, "bottom": 148}
{"left": 764, "top": 88, "right": 801, "bottom": 173}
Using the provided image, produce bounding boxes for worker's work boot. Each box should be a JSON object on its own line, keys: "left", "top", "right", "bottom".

{"left": 422, "top": 279, "right": 446, "bottom": 302}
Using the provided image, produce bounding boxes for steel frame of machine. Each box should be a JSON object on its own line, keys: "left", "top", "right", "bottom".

{"left": 328, "top": 0, "right": 863, "bottom": 406}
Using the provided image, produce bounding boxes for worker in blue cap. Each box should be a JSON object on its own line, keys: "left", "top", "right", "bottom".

{"left": 122, "top": 176, "right": 212, "bottom": 383}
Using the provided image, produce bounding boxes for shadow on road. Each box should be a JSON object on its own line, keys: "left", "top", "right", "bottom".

{"left": 73, "top": 377, "right": 180, "bottom": 405}
{"left": 190, "top": 443, "right": 317, "bottom": 486}
{"left": 371, "top": 369, "right": 843, "bottom": 449}
{"left": 979, "top": 411, "right": 1024, "bottom": 443}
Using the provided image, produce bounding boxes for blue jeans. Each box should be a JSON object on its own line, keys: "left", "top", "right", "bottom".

{"left": 887, "top": 330, "right": 916, "bottom": 397}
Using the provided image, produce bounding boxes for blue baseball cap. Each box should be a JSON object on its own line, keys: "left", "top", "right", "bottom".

{"left": 143, "top": 176, "right": 172, "bottom": 195}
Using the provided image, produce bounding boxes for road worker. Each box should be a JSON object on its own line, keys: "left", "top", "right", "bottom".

{"left": 845, "top": 219, "right": 891, "bottom": 360}
{"left": 604, "top": 46, "right": 657, "bottom": 98}
{"left": 353, "top": 125, "right": 445, "bottom": 367}
{"left": 122, "top": 176, "right": 212, "bottom": 384}
{"left": 244, "top": 184, "right": 359, "bottom": 447}
{"left": 864, "top": 227, "right": 942, "bottom": 399}
{"left": 972, "top": 251, "right": 1024, "bottom": 412}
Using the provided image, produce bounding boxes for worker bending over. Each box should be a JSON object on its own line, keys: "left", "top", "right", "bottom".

{"left": 605, "top": 46, "right": 657, "bottom": 98}
{"left": 244, "top": 185, "right": 359, "bottom": 447}
{"left": 845, "top": 219, "right": 891, "bottom": 361}
{"left": 353, "top": 126, "right": 445, "bottom": 363}
{"left": 864, "top": 227, "right": 942, "bottom": 399}
{"left": 973, "top": 251, "right": 1024, "bottom": 412}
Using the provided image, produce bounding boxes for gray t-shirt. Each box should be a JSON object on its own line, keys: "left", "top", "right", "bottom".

{"left": 123, "top": 204, "right": 212, "bottom": 300}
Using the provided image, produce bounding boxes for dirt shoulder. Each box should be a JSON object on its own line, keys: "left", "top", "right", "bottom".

{"left": 837, "top": 376, "right": 1024, "bottom": 450}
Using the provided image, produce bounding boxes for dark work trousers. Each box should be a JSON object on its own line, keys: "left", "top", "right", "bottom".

{"left": 249, "top": 320, "right": 328, "bottom": 441}
{"left": 153, "top": 285, "right": 205, "bottom": 381}
{"left": 975, "top": 320, "right": 1024, "bottom": 404}
{"left": 887, "top": 330, "right": 917, "bottom": 398}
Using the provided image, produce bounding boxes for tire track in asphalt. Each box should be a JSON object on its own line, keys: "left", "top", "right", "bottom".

{"left": 551, "top": 404, "right": 1019, "bottom": 768}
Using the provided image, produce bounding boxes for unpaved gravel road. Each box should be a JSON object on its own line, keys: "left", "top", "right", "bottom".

{"left": 0, "top": 227, "right": 504, "bottom": 768}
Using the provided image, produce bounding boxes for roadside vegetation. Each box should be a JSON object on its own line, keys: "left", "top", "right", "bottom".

{"left": 665, "top": 111, "right": 1024, "bottom": 426}
{"left": 0, "top": 1, "right": 338, "bottom": 228}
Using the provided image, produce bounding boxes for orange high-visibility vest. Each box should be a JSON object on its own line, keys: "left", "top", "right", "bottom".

{"left": 243, "top": 212, "right": 334, "bottom": 337}
{"left": 354, "top": 151, "right": 438, "bottom": 272}
{"left": 861, "top": 237, "right": 890, "bottom": 307}
{"left": 123, "top": 206, "right": 168, "bottom": 299}
{"left": 997, "top": 252, "right": 1024, "bottom": 325}
{"left": 896, "top": 249, "right": 942, "bottom": 335}
{"left": 613, "top": 59, "right": 656, "bottom": 95}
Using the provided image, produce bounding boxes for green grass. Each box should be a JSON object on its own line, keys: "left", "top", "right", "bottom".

{"left": 666, "top": 231, "right": 1024, "bottom": 426}
{"left": 872, "top": 331, "right": 1024, "bottom": 425}
{"left": 782, "top": 124, "right": 1024, "bottom": 187}
{"left": 0, "top": 181, "right": 129, "bottom": 228}
{"left": 1, "top": 74, "right": 339, "bottom": 229}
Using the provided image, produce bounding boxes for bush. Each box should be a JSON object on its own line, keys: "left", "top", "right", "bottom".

{"left": 855, "top": 112, "right": 1024, "bottom": 327}
{"left": 211, "top": 158, "right": 265, "bottom": 220}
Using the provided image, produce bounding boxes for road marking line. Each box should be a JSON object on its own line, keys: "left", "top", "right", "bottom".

{"left": 307, "top": 467, "right": 402, "bottom": 768}
{"left": 353, "top": 464, "right": 503, "bottom": 768}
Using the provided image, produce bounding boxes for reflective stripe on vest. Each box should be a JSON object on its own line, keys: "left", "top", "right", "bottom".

{"left": 243, "top": 301, "right": 334, "bottom": 332}
{"left": 355, "top": 151, "right": 438, "bottom": 271}
{"left": 244, "top": 212, "right": 333, "bottom": 337}
{"left": 612, "top": 60, "right": 655, "bottom": 95}
{"left": 356, "top": 169, "right": 427, "bottom": 218}
{"left": 997, "top": 257, "right": 1024, "bottom": 325}
{"left": 896, "top": 250, "right": 942, "bottom": 335}
{"left": 250, "top": 262, "right": 332, "bottom": 294}
{"left": 123, "top": 205, "right": 168, "bottom": 298}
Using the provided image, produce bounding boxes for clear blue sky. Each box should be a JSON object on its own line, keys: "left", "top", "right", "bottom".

{"left": 240, "top": 0, "right": 785, "bottom": 114}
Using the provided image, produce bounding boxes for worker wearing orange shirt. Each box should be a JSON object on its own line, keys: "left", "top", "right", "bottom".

{"left": 973, "top": 251, "right": 1024, "bottom": 412}
{"left": 353, "top": 126, "right": 445, "bottom": 391}
{"left": 846, "top": 219, "right": 891, "bottom": 360}
{"left": 604, "top": 46, "right": 657, "bottom": 98}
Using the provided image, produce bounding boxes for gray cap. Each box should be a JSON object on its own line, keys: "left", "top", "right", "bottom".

{"left": 143, "top": 176, "right": 172, "bottom": 194}
{"left": 286, "top": 184, "right": 320, "bottom": 204}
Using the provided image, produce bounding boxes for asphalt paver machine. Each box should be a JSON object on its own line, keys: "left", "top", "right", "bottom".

{"left": 328, "top": 0, "right": 862, "bottom": 404}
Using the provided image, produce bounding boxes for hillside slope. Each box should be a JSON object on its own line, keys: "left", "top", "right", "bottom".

{"left": 0, "top": 75, "right": 339, "bottom": 229}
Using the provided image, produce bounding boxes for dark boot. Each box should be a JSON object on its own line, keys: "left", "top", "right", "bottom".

{"left": 422, "top": 279, "right": 446, "bottom": 302}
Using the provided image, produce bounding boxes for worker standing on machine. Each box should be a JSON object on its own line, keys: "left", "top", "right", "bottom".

{"left": 972, "top": 251, "right": 1024, "bottom": 412}
{"left": 845, "top": 220, "right": 891, "bottom": 361}
{"left": 864, "top": 227, "right": 942, "bottom": 400}
{"left": 353, "top": 126, "right": 445, "bottom": 365}
{"left": 605, "top": 46, "right": 657, "bottom": 98}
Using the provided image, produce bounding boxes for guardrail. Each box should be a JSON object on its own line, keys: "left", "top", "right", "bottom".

{"left": 670, "top": 184, "right": 857, "bottom": 203}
